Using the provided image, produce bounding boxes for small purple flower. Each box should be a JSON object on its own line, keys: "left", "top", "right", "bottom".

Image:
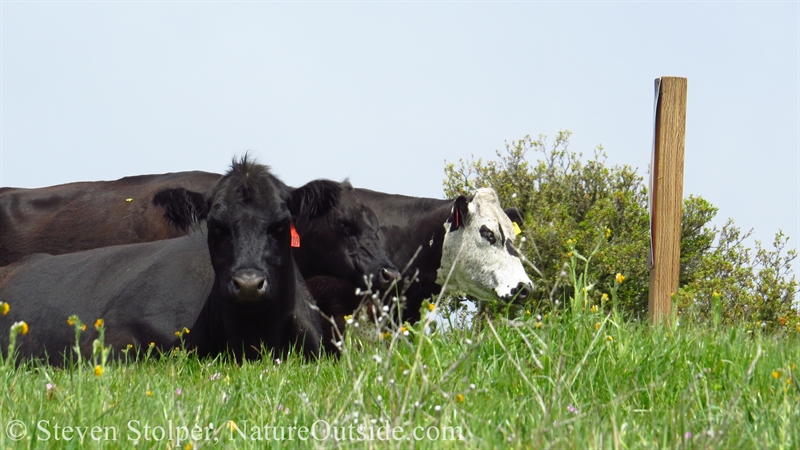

{"left": 175, "top": 388, "right": 182, "bottom": 396}
{"left": 275, "top": 358, "right": 282, "bottom": 365}
{"left": 210, "top": 372, "right": 221, "bottom": 381}
{"left": 684, "top": 432, "right": 693, "bottom": 439}
{"left": 277, "top": 404, "right": 284, "bottom": 411}
{"left": 567, "top": 405, "right": 578, "bottom": 415}
{"left": 45, "top": 383, "right": 54, "bottom": 391}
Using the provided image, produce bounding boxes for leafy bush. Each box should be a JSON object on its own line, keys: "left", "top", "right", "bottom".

{"left": 674, "top": 225, "right": 799, "bottom": 333}
{"left": 443, "top": 131, "right": 797, "bottom": 328}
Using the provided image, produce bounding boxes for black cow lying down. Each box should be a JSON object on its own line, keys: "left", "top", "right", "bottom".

{"left": 0, "top": 157, "right": 397, "bottom": 364}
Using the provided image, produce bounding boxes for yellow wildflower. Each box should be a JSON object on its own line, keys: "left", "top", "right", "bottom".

{"left": 94, "top": 318, "right": 104, "bottom": 329}
{"left": 567, "top": 251, "right": 573, "bottom": 258}
{"left": 788, "top": 378, "right": 793, "bottom": 385}
{"left": 595, "top": 322, "right": 601, "bottom": 330}
{"left": 0, "top": 302, "right": 8, "bottom": 316}
{"left": 606, "top": 335, "right": 613, "bottom": 342}
{"left": 615, "top": 273, "right": 625, "bottom": 284}
{"left": 455, "top": 394, "right": 465, "bottom": 403}
{"left": 146, "top": 390, "right": 152, "bottom": 397}
{"left": 535, "top": 322, "right": 542, "bottom": 329}
{"left": 81, "top": 324, "right": 87, "bottom": 331}
{"left": 601, "top": 293, "right": 609, "bottom": 302}
{"left": 94, "top": 365, "right": 103, "bottom": 377}
{"left": 590, "top": 305, "right": 598, "bottom": 313}
{"left": 526, "top": 310, "right": 531, "bottom": 315}
{"left": 149, "top": 342, "right": 155, "bottom": 347}
{"left": 605, "top": 228, "right": 611, "bottom": 238}
{"left": 67, "top": 318, "right": 74, "bottom": 326}
{"left": 183, "top": 327, "right": 190, "bottom": 334}
{"left": 773, "top": 371, "right": 780, "bottom": 379}
{"left": 175, "top": 331, "right": 181, "bottom": 336}
{"left": 381, "top": 331, "right": 391, "bottom": 340}
{"left": 185, "top": 444, "right": 193, "bottom": 450}
{"left": 127, "top": 344, "right": 133, "bottom": 350}
{"left": 13, "top": 321, "right": 29, "bottom": 335}
{"left": 428, "top": 303, "right": 435, "bottom": 312}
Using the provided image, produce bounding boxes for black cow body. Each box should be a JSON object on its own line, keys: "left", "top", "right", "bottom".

{"left": 0, "top": 233, "right": 215, "bottom": 364}
{"left": 0, "top": 171, "right": 221, "bottom": 266}
{"left": 0, "top": 160, "right": 397, "bottom": 364}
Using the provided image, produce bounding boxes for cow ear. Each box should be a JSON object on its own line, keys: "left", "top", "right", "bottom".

{"left": 288, "top": 179, "right": 341, "bottom": 226}
{"left": 504, "top": 207, "right": 525, "bottom": 226}
{"left": 152, "top": 188, "right": 208, "bottom": 231}
{"left": 449, "top": 195, "right": 469, "bottom": 231}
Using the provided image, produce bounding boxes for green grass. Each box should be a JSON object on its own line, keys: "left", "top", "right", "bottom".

{"left": 0, "top": 302, "right": 798, "bottom": 449}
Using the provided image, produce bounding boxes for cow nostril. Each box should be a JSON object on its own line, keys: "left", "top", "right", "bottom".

{"left": 379, "top": 267, "right": 401, "bottom": 284}
{"left": 516, "top": 282, "right": 532, "bottom": 300}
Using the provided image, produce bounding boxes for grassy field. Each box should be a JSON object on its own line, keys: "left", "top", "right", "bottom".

{"left": 0, "top": 296, "right": 798, "bottom": 449}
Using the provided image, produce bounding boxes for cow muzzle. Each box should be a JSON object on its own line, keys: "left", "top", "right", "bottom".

{"left": 502, "top": 282, "right": 533, "bottom": 304}
{"left": 232, "top": 269, "right": 268, "bottom": 301}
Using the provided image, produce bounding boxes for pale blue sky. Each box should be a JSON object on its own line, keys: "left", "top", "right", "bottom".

{"left": 1, "top": 2, "right": 798, "bottom": 260}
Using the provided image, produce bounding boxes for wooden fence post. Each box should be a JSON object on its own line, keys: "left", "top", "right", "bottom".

{"left": 648, "top": 76, "right": 687, "bottom": 324}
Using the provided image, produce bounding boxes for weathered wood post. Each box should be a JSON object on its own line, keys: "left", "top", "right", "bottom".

{"left": 648, "top": 76, "right": 687, "bottom": 324}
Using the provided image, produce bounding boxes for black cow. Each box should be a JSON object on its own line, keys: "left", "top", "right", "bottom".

{"left": 307, "top": 187, "right": 533, "bottom": 328}
{"left": 0, "top": 172, "right": 401, "bottom": 289}
{"left": 0, "top": 172, "right": 222, "bottom": 266}
{"left": 0, "top": 158, "right": 396, "bottom": 364}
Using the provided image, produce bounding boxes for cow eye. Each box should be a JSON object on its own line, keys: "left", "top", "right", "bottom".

{"left": 479, "top": 225, "right": 497, "bottom": 245}
{"left": 268, "top": 221, "right": 288, "bottom": 235}
{"left": 207, "top": 221, "right": 230, "bottom": 237}
{"left": 341, "top": 221, "right": 358, "bottom": 236}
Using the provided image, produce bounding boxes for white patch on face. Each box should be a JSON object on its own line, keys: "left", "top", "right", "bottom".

{"left": 436, "top": 188, "right": 533, "bottom": 302}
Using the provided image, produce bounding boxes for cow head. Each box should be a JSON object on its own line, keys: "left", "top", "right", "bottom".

{"left": 437, "top": 188, "right": 533, "bottom": 303}
{"left": 289, "top": 180, "right": 400, "bottom": 290}
{"left": 154, "top": 157, "right": 297, "bottom": 304}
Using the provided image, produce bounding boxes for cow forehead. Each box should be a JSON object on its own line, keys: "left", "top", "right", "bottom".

{"left": 467, "top": 188, "right": 514, "bottom": 234}
{"left": 334, "top": 190, "right": 379, "bottom": 228}
{"left": 209, "top": 197, "right": 290, "bottom": 228}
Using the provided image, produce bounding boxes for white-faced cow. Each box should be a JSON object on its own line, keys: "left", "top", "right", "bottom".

{"left": 0, "top": 158, "right": 396, "bottom": 364}
{"left": 307, "top": 187, "right": 533, "bottom": 326}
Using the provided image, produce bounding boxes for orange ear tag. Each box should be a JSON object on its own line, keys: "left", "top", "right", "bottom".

{"left": 290, "top": 223, "right": 301, "bottom": 248}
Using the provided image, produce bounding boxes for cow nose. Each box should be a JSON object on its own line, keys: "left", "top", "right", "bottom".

{"left": 378, "top": 267, "right": 401, "bottom": 286}
{"left": 506, "top": 282, "right": 533, "bottom": 304}
{"left": 232, "top": 270, "right": 267, "bottom": 300}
